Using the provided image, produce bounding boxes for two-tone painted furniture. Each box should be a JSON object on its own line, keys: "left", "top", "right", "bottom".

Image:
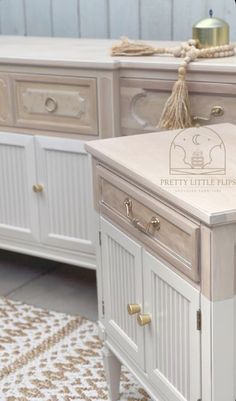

{"left": 0, "top": 37, "right": 121, "bottom": 269}
{"left": 86, "top": 123, "right": 236, "bottom": 401}
{"left": 0, "top": 36, "right": 236, "bottom": 269}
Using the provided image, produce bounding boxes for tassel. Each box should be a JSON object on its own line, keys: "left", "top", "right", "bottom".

{"left": 111, "top": 37, "right": 157, "bottom": 56}
{"left": 158, "top": 67, "right": 192, "bottom": 130}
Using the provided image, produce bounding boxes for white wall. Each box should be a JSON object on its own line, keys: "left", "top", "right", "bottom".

{"left": 0, "top": 0, "right": 236, "bottom": 41}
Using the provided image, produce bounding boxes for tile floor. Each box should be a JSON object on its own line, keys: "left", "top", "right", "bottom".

{"left": 0, "top": 249, "right": 98, "bottom": 321}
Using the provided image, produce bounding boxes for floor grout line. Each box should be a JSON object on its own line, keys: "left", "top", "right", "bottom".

{"left": 5, "top": 265, "right": 58, "bottom": 298}
{"left": 0, "top": 257, "right": 98, "bottom": 320}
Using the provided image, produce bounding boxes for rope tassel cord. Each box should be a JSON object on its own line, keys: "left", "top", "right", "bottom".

{"left": 159, "top": 67, "right": 192, "bottom": 130}
{"left": 111, "top": 37, "right": 235, "bottom": 130}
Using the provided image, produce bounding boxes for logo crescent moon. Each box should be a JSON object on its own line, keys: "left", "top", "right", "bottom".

{"left": 192, "top": 134, "right": 200, "bottom": 145}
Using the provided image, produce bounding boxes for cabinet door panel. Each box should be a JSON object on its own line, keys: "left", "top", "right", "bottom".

{"left": 0, "top": 133, "right": 39, "bottom": 242}
{"left": 143, "top": 251, "right": 201, "bottom": 401}
{"left": 101, "top": 218, "right": 144, "bottom": 369}
{"left": 35, "top": 136, "right": 94, "bottom": 254}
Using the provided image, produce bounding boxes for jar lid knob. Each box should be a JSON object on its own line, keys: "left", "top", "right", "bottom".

{"left": 209, "top": 9, "right": 213, "bottom": 18}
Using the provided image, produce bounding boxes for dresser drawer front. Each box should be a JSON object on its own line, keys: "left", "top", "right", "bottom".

{"left": 121, "top": 78, "right": 236, "bottom": 135}
{"left": 96, "top": 165, "right": 200, "bottom": 282}
{"left": 13, "top": 74, "right": 98, "bottom": 135}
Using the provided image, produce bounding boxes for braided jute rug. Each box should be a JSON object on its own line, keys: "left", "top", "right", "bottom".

{"left": 0, "top": 297, "right": 151, "bottom": 401}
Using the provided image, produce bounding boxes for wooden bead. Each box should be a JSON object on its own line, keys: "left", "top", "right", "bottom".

{"left": 173, "top": 47, "right": 182, "bottom": 57}
{"left": 184, "top": 56, "right": 191, "bottom": 63}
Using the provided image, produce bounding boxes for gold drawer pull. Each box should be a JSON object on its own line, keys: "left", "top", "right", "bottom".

{"left": 193, "top": 105, "right": 224, "bottom": 123}
{"left": 45, "top": 96, "right": 58, "bottom": 113}
{"left": 33, "top": 184, "right": 44, "bottom": 193}
{"left": 124, "top": 198, "right": 133, "bottom": 218}
{"left": 127, "top": 304, "right": 141, "bottom": 315}
{"left": 123, "top": 198, "right": 160, "bottom": 234}
{"left": 137, "top": 313, "right": 152, "bottom": 327}
{"left": 132, "top": 217, "right": 160, "bottom": 234}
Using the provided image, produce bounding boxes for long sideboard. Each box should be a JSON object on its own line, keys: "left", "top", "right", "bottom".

{"left": 0, "top": 36, "right": 235, "bottom": 269}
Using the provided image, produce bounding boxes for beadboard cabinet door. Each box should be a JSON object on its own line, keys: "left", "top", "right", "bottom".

{"left": 101, "top": 218, "right": 145, "bottom": 369}
{"left": 35, "top": 136, "right": 95, "bottom": 254}
{"left": 0, "top": 133, "right": 39, "bottom": 242}
{"left": 143, "top": 251, "right": 201, "bottom": 401}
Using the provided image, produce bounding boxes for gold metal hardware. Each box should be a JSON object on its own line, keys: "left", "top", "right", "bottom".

{"left": 211, "top": 106, "right": 224, "bottom": 117}
{"left": 193, "top": 106, "right": 224, "bottom": 124}
{"left": 192, "top": 11, "right": 229, "bottom": 48}
{"left": 127, "top": 304, "right": 141, "bottom": 315}
{"left": 150, "top": 216, "right": 161, "bottom": 229}
{"left": 124, "top": 198, "right": 133, "bottom": 218}
{"left": 123, "top": 198, "right": 160, "bottom": 235}
{"left": 45, "top": 96, "right": 58, "bottom": 113}
{"left": 32, "top": 184, "right": 44, "bottom": 193}
{"left": 132, "top": 216, "right": 160, "bottom": 234}
{"left": 137, "top": 313, "right": 152, "bottom": 327}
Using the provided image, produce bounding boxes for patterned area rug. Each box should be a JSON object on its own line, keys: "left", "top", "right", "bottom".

{"left": 0, "top": 297, "right": 151, "bottom": 401}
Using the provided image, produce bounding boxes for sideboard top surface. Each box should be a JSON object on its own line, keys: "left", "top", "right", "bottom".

{"left": 86, "top": 123, "right": 236, "bottom": 225}
{"left": 0, "top": 36, "right": 235, "bottom": 72}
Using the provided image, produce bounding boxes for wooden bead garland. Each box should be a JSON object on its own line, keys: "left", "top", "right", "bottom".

{"left": 111, "top": 38, "right": 235, "bottom": 129}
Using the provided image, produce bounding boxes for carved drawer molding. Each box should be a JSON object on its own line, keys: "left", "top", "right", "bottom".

{"left": 121, "top": 78, "right": 236, "bottom": 135}
{"left": 12, "top": 74, "right": 98, "bottom": 136}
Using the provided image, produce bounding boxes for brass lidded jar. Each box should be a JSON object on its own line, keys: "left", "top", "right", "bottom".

{"left": 192, "top": 10, "right": 229, "bottom": 48}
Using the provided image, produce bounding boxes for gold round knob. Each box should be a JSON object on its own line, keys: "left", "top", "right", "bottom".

{"left": 137, "top": 313, "right": 152, "bottom": 326}
{"left": 127, "top": 304, "right": 141, "bottom": 315}
{"left": 33, "top": 184, "right": 44, "bottom": 193}
{"left": 150, "top": 217, "right": 160, "bottom": 231}
{"left": 211, "top": 106, "right": 224, "bottom": 117}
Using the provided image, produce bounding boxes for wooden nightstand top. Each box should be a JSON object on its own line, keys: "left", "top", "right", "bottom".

{"left": 86, "top": 123, "right": 236, "bottom": 225}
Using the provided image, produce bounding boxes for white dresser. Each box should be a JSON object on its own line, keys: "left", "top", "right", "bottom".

{"left": 86, "top": 123, "right": 236, "bottom": 401}
{"left": 0, "top": 37, "right": 121, "bottom": 269}
{"left": 0, "top": 36, "right": 236, "bottom": 270}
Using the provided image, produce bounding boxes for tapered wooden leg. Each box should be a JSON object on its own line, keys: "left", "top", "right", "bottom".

{"left": 102, "top": 346, "right": 121, "bottom": 401}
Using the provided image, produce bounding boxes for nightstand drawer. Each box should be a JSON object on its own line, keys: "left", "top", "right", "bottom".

{"left": 95, "top": 164, "right": 200, "bottom": 282}
{"left": 12, "top": 74, "right": 98, "bottom": 135}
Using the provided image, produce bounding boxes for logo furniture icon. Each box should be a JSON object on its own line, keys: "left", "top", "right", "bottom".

{"left": 170, "top": 126, "right": 226, "bottom": 175}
